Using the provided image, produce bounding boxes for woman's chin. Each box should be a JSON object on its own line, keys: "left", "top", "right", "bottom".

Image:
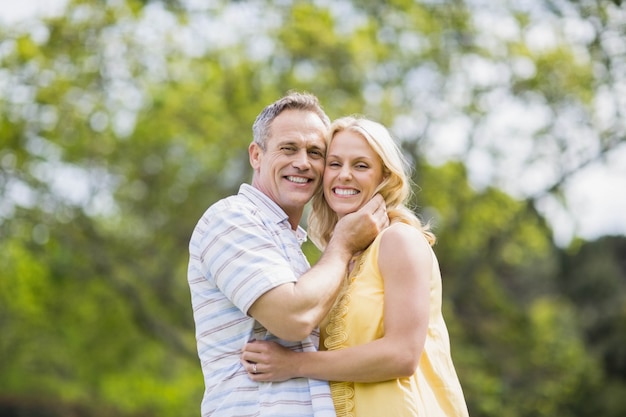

{"left": 329, "top": 202, "right": 362, "bottom": 218}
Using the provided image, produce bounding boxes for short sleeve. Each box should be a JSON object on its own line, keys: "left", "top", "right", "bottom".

{"left": 195, "top": 202, "right": 298, "bottom": 314}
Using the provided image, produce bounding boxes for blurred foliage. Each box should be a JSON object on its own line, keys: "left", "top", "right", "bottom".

{"left": 1, "top": 0, "right": 625, "bottom": 416}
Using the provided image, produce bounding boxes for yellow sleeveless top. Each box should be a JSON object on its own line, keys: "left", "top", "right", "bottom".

{"left": 321, "top": 230, "right": 469, "bottom": 417}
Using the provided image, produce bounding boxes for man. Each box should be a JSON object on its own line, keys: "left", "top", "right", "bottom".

{"left": 187, "top": 92, "right": 387, "bottom": 416}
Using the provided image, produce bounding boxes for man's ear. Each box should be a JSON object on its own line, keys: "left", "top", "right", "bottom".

{"left": 249, "top": 142, "right": 261, "bottom": 170}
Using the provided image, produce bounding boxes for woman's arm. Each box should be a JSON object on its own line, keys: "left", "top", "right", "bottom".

{"left": 241, "top": 223, "right": 432, "bottom": 383}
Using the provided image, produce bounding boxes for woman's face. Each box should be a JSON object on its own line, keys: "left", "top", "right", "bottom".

{"left": 323, "top": 129, "right": 385, "bottom": 218}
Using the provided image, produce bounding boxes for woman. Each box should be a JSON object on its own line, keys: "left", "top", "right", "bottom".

{"left": 241, "top": 116, "right": 469, "bottom": 417}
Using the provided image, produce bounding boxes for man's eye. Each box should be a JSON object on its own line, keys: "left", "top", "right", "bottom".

{"left": 309, "top": 150, "right": 324, "bottom": 158}
{"left": 282, "top": 146, "right": 296, "bottom": 153}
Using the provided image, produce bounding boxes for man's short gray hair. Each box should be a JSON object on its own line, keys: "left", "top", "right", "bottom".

{"left": 252, "top": 91, "right": 331, "bottom": 150}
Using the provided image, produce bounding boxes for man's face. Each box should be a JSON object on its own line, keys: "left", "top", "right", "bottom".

{"left": 250, "top": 109, "right": 327, "bottom": 226}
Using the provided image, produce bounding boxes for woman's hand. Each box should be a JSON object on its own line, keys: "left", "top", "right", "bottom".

{"left": 240, "top": 340, "right": 299, "bottom": 382}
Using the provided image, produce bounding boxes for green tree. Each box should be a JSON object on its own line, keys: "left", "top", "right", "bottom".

{"left": 1, "top": 0, "right": 624, "bottom": 416}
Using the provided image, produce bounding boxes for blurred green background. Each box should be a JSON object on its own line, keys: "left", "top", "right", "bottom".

{"left": 1, "top": 0, "right": 625, "bottom": 416}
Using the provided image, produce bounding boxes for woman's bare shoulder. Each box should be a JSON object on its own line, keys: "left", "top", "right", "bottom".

{"left": 379, "top": 222, "right": 431, "bottom": 262}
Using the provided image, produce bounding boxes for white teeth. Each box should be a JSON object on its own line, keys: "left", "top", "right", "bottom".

{"left": 334, "top": 188, "right": 358, "bottom": 196}
{"left": 287, "top": 176, "right": 309, "bottom": 184}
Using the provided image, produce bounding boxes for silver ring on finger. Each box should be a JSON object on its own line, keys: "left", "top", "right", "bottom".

{"left": 252, "top": 363, "right": 257, "bottom": 374}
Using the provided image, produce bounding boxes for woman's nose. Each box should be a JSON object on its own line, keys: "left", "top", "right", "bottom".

{"left": 338, "top": 165, "right": 352, "bottom": 180}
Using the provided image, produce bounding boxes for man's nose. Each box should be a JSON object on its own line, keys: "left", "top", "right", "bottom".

{"left": 292, "top": 150, "right": 311, "bottom": 170}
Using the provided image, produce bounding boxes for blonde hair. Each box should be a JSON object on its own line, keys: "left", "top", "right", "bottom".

{"left": 307, "top": 115, "right": 435, "bottom": 249}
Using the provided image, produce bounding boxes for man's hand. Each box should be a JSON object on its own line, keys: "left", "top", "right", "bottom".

{"left": 332, "top": 193, "right": 389, "bottom": 254}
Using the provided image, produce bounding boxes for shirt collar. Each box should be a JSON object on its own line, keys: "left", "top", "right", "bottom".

{"left": 239, "top": 184, "right": 308, "bottom": 244}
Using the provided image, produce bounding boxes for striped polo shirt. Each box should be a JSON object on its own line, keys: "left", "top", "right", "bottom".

{"left": 188, "top": 184, "right": 335, "bottom": 417}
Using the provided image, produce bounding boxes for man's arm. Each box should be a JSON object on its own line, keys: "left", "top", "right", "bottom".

{"left": 248, "top": 194, "right": 388, "bottom": 341}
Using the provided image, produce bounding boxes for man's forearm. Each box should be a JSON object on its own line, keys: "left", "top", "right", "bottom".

{"left": 248, "top": 239, "right": 351, "bottom": 341}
